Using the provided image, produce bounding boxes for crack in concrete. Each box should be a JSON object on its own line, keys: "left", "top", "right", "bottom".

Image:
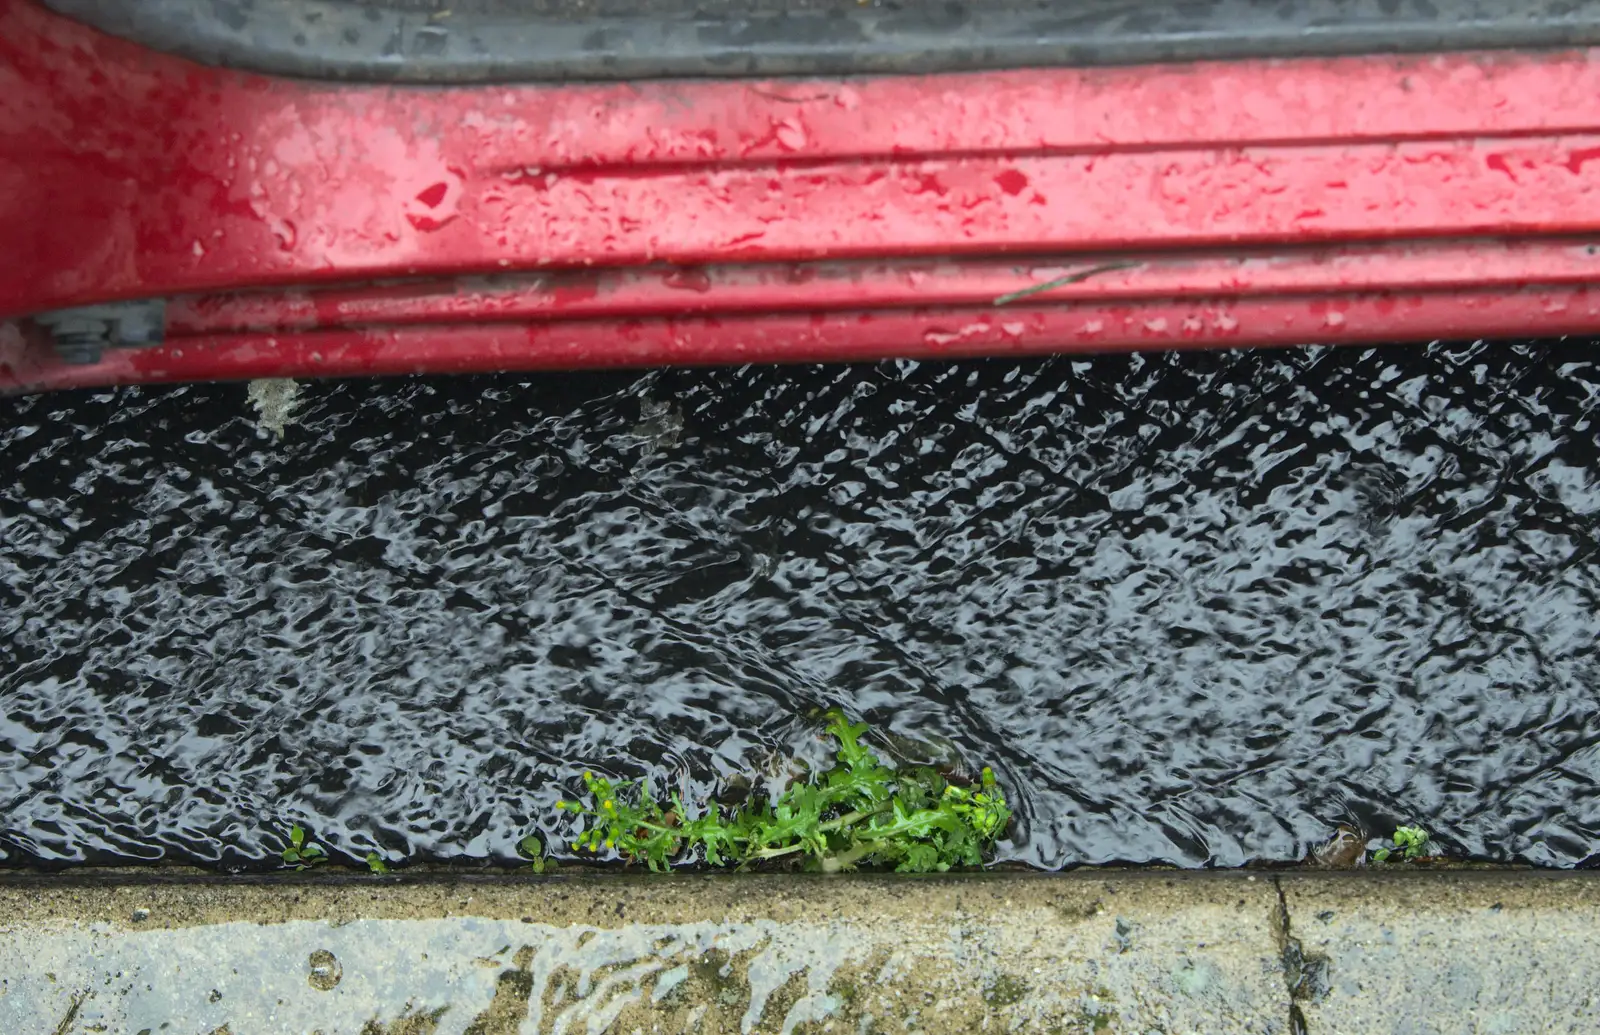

{"left": 1271, "top": 877, "right": 1329, "bottom": 1035}
{"left": 51, "top": 990, "right": 86, "bottom": 1035}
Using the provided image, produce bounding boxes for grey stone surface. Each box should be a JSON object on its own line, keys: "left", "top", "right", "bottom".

{"left": 0, "top": 872, "right": 1288, "bottom": 1034}
{"left": 19, "top": 870, "right": 1600, "bottom": 1034}
{"left": 1280, "top": 872, "right": 1600, "bottom": 1035}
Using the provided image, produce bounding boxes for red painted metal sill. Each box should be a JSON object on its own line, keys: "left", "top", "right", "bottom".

{"left": 5, "top": 0, "right": 1600, "bottom": 391}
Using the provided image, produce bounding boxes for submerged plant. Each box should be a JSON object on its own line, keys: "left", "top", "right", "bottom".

{"left": 1372, "top": 825, "right": 1432, "bottom": 864}
{"left": 550, "top": 711, "right": 1011, "bottom": 873}
{"left": 365, "top": 851, "right": 390, "bottom": 875}
{"left": 280, "top": 824, "right": 327, "bottom": 870}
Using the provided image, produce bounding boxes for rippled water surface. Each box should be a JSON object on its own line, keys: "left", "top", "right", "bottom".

{"left": 6, "top": 342, "right": 1600, "bottom": 869}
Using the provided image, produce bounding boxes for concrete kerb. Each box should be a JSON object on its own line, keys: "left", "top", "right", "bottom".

{"left": 1278, "top": 871, "right": 1600, "bottom": 1035}
{"left": 0, "top": 870, "right": 1593, "bottom": 1034}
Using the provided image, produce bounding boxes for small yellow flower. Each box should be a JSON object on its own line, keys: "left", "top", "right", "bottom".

{"left": 555, "top": 800, "right": 567, "bottom": 810}
{"left": 603, "top": 799, "right": 614, "bottom": 812}
{"left": 605, "top": 839, "right": 614, "bottom": 850}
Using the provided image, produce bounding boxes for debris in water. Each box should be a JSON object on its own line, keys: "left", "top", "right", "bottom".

{"left": 630, "top": 394, "right": 684, "bottom": 452}
{"left": 1310, "top": 825, "right": 1366, "bottom": 868}
{"left": 247, "top": 378, "right": 302, "bottom": 440}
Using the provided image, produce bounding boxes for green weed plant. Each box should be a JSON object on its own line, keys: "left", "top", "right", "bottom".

{"left": 280, "top": 824, "right": 327, "bottom": 870}
{"left": 1373, "top": 825, "right": 1432, "bottom": 864}
{"left": 553, "top": 711, "right": 1010, "bottom": 873}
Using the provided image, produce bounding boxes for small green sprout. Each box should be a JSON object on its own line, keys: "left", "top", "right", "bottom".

{"left": 365, "top": 851, "right": 390, "bottom": 875}
{"left": 544, "top": 711, "right": 1011, "bottom": 873}
{"left": 280, "top": 824, "right": 327, "bottom": 870}
{"left": 518, "top": 834, "right": 550, "bottom": 874}
{"left": 1373, "top": 825, "right": 1432, "bottom": 864}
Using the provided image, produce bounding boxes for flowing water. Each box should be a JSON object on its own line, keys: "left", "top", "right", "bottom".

{"left": 5, "top": 340, "right": 1600, "bottom": 870}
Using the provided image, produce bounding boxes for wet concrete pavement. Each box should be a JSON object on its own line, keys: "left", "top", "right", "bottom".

{"left": 1278, "top": 873, "right": 1600, "bottom": 1034}
{"left": 0, "top": 871, "right": 1592, "bottom": 1034}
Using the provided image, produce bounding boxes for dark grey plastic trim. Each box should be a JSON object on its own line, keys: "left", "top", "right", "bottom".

{"left": 42, "top": 0, "right": 1600, "bottom": 83}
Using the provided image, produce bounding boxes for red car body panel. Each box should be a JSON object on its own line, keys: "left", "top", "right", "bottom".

{"left": 5, "top": 0, "right": 1600, "bottom": 390}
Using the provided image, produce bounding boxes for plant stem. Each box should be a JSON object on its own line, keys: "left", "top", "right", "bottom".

{"left": 819, "top": 804, "right": 891, "bottom": 833}
{"left": 748, "top": 842, "right": 808, "bottom": 861}
{"left": 744, "top": 803, "right": 894, "bottom": 861}
{"left": 819, "top": 841, "right": 883, "bottom": 873}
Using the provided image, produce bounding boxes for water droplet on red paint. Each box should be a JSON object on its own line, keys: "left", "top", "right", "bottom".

{"left": 664, "top": 269, "right": 713, "bottom": 293}
{"left": 407, "top": 212, "right": 457, "bottom": 232}
{"left": 994, "top": 169, "right": 1029, "bottom": 196}
{"left": 774, "top": 119, "right": 808, "bottom": 152}
{"left": 406, "top": 177, "right": 461, "bottom": 232}
{"left": 1485, "top": 154, "right": 1519, "bottom": 181}
{"left": 1567, "top": 148, "right": 1600, "bottom": 174}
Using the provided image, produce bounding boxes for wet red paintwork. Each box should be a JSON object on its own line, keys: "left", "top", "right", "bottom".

{"left": 8, "top": 286, "right": 1600, "bottom": 391}
{"left": 161, "top": 240, "right": 1600, "bottom": 334}
{"left": 6, "top": 0, "right": 1600, "bottom": 389}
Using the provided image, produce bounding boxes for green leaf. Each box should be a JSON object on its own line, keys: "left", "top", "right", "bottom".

{"left": 301, "top": 843, "right": 326, "bottom": 859}
{"left": 289, "top": 824, "right": 305, "bottom": 848}
{"left": 1377, "top": 825, "right": 1435, "bottom": 862}
{"left": 518, "top": 835, "right": 543, "bottom": 859}
{"left": 821, "top": 710, "right": 895, "bottom": 809}
{"left": 365, "top": 851, "right": 389, "bottom": 875}
{"left": 282, "top": 848, "right": 301, "bottom": 864}
{"left": 896, "top": 843, "right": 941, "bottom": 873}
{"left": 1373, "top": 848, "right": 1391, "bottom": 864}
